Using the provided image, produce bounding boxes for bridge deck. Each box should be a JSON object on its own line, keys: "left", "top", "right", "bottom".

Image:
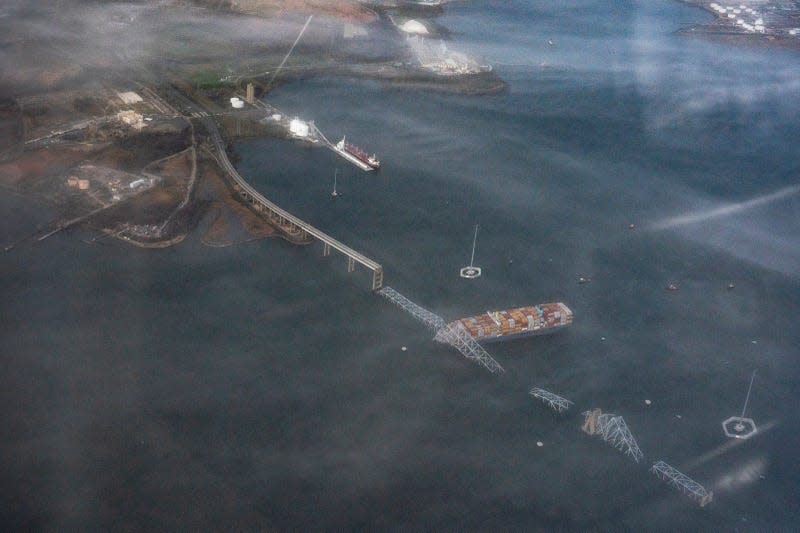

{"left": 169, "top": 86, "right": 383, "bottom": 290}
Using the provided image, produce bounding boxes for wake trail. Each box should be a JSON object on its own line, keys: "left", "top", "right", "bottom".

{"left": 651, "top": 184, "right": 800, "bottom": 230}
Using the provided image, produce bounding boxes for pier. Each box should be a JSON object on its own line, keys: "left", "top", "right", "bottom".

{"left": 235, "top": 90, "right": 374, "bottom": 172}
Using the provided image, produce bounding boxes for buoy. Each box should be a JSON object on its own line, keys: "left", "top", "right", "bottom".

{"left": 401, "top": 346, "right": 407, "bottom": 351}
{"left": 536, "top": 441, "right": 544, "bottom": 447}
{"left": 645, "top": 399, "right": 652, "bottom": 405}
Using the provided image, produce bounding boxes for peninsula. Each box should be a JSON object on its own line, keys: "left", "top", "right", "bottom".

{"left": 0, "top": 0, "right": 504, "bottom": 250}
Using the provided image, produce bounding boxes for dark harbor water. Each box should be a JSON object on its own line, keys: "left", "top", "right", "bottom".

{"left": 3, "top": 0, "right": 800, "bottom": 529}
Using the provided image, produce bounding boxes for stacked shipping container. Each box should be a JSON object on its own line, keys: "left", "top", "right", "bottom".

{"left": 448, "top": 303, "right": 572, "bottom": 342}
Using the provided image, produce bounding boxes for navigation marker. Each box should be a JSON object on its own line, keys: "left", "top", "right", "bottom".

{"left": 460, "top": 224, "right": 482, "bottom": 279}
{"left": 722, "top": 370, "right": 758, "bottom": 440}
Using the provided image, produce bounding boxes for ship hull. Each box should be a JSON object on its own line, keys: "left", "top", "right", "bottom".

{"left": 442, "top": 302, "right": 573, "bottom": 344}
{"left": 471, "top": 323, "right": 570, "bottom": 343}
{"left": 331, "top": 145, "right": 375, "bottom": 171}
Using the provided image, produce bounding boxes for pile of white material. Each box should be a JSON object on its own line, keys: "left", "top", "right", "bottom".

{"left": 116, "top": 110, "right": 145, "bottom": 130}
{"left": 400, "top": 19, "right": 429, "bottom": 35}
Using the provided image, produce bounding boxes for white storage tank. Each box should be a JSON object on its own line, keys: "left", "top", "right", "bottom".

{"left": 289, "top": 118, "right": 310, "bottom": 137}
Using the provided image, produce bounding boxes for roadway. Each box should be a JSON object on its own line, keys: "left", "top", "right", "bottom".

{"left": 163, "top": 86, "right": 384, "bottom": 288}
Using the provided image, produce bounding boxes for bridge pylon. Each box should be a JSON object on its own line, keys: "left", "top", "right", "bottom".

{"left": 582, "top": 408, "right": 644, "bottom": 463}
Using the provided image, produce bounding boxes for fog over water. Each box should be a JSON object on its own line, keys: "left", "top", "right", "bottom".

{"left": 0, "top": 0, "right": 363, "bottom": 93}
{"left": 2, "top": 0, "right": 800, "bottom": 529}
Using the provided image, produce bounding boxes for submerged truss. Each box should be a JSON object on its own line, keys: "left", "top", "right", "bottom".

{"left": 529, "top": 388, "right": 573, "bottom": 413}
{"left": 651, "top": 460, "right": 713, "bottom": 507}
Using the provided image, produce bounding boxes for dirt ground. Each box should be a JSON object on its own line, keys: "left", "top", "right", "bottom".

{"left": 195, "top": 157, "right": 277, "bottom": 247}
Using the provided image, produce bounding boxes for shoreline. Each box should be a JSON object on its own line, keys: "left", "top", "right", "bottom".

{"left": 675, "top": 0, "right": 800, "bottom": 49}
{"left": 1, "top": 0, "right": 509, "bottom": 251}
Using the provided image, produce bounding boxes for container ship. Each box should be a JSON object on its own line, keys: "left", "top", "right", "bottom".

{"left": 438, "top": 303, "right": 572, "bottom": 343}
{"left": 334, "top": 136, "right": 380, "bottom": 171}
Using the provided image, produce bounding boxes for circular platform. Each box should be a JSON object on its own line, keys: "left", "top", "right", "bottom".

{"left": 722, "top": 416, "right": 757, "bottom": 439}
{"left": 460, "top": 266, "right": 482, "bottom": 279}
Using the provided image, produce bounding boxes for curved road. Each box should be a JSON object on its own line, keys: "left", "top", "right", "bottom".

{"left": 165, "top": 86, "right": 384, "bottom": 289}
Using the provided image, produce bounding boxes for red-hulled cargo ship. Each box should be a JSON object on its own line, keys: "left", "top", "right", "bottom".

{"left": 334, "top": 136, "right": 380, "bottom": 171}
{"left": 443, "top": 303, "right": 572, "bottom": 343}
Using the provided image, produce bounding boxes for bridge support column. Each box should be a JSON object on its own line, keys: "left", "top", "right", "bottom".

{"left": 323, "top": 243, "right": 331, "bottom": 257}
{"left": 372, "top": 267, "right": 383, "bottom": 291}
{"left": 347, "top": 257, "right": 355, "bottom": 273}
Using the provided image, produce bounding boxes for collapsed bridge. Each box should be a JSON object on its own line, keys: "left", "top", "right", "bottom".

{"left": 377, "top": 286, "right": 505, "bottom": 374}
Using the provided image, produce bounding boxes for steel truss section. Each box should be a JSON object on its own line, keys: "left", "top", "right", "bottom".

{"left": 529, "top": 388, "right": 573, "bottom": 413}
{"left": 377, "top": 286, "right": 445, "bottom": 331}
{"left": 434, "top": 323, "right": 505, "bottom": 374}
{"left": 378, "top": 287, "right": 504, "bottom": 374}
{"left": 651, "top": 460, "right": 713, "bottom": 507}
{"left": 582, "top": 409, "right": 644, "bottom": 463}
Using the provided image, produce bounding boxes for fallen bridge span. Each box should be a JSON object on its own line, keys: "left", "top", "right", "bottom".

{"left": 378, "top": 286, "right": 504, "bottom": 374}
